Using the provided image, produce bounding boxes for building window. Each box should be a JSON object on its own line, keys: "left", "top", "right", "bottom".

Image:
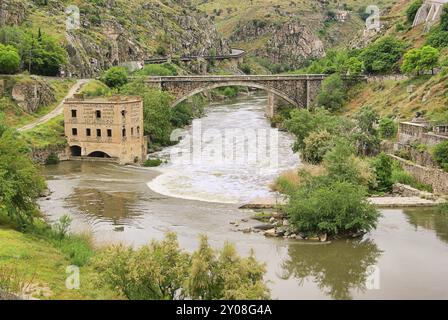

{"left": 107, "top": 129, "right": 112, "bottom": 137}
{"left": 122, "top": 128, "right": 126, "bottom": 137}
{"left": 97, "top": 129, "right": 101, "bottom": 137}
{"left": 131, "top": 127, "right": 134, "bottom": 135}
{"left": 137, "top": 126, "right": 140, "bottom": 134}
{"left": 96, "top": 110, "right": 101, "bottom": 119}
{"left": 86, "top": 128, "right": 91, "bottom": 136}
{"left": 72, "top": 128, "right": 78, "bottom": 136}
{"left": 71, "top": 109, "right": 77, "bottom": 118}
{"left": 121, "top": 110, "right": 126, "bottom": 117}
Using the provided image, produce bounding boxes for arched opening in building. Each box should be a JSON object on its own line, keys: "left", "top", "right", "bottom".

{"left": 70, "top": 145, "right": 82, "bottom": 157}
{"left": 87, "top": 151, "right": 111, "bottom": 158}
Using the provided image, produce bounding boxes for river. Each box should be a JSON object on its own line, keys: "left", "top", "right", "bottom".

{"left": 39, "top": 93, "right": 448, "bottom": 299}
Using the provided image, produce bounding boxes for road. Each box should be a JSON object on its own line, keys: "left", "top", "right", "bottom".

{"left": 18, "top": 79, "right": 89, "bottom": 132}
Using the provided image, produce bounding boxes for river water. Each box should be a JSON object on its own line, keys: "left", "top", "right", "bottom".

{"left": 39, "top": 93, "right": 448, "bottom": 300}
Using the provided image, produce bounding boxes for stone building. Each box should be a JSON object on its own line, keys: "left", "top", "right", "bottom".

{"left": 64, "top": 95, "right": 147, "bottom": 164}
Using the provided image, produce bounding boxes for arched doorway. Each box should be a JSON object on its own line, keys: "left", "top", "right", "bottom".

{"left": 87, "top": 151, "right": 111, "bottom": 158}
{"left": 70, "top": 145, "right": 82, "bottom": 156}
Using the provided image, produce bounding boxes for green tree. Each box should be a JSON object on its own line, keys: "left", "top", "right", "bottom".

{"left": 359, "top": 36, "right": 407, "bottom": 74}
{"left": 0, "top": 44, "right": 20, "bottom": 74}
{"left": 302, "top": 130, "right": 334, "bottom": 164}
{"left": 379, "top": 117, "right": 397, "bottom": 139}
{"left": 101, "top": 66, "right": 128, "bottom": 88}
{"left": 120, "top": 79, "right": 173, "bottom": 145}
{"left": 406, "top": 0, "right": 423, "bottom": 24}
{"left": 402, "top": 46, "right": 439, "bottom": 75}
{"left": 426, "top": 27, "right": 448, "bottom": 48}
{"left": 286, "top": 177, "right": 380, "bottom": 238}
{"left": 95, "top": 233, "right": 269, "bottom": 300}
{"left": 136, "top": 64, "right": 176, "bottom": 76}
{"left": 432, "top": 141, "right": 448, "bottom": 171}
{"left": 371, "top": 153, "right": 393, "bottom": 192}
{"left": 187, "top": 236, "right": 269, "bottom": 300}
{"left": 441, "top": 4, "right": 448, "bottom": 31}
{"left": 353, "top": 106, "right": 380, "bottom": 156}
{"left": 0, "top": 120, "right": 46, "bottom": 227}
{"left": 315, "top": 74, "right": 347, "bottom": 112}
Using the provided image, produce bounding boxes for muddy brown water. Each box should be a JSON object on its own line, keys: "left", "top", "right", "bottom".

{"left": 39, "top": 94, "right": 448, "bottom": 299}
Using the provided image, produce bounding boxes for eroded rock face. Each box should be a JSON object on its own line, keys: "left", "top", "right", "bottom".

{"left": 231, "top": 20, "right": 325, "bottom": 69}
{"left": 0, "top": 0, "right": 28, "bottom": 26}
{"left": 12, "top": 78, "right": 56, "bottom": 113}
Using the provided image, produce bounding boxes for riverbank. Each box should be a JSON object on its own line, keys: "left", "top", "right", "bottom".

{"left": 241, "top": 195, "right": 446, "bottom": 209}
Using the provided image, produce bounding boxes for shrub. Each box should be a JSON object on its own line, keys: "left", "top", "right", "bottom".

{"left": 137, "top": 64, "right": 176, "bottom": 76}
{"left": 51, "top": 215, "right": 72, "bottom": 240}
{"left": 406, "top": 0, "right": 423, "bottom": 24}
{"left": 432, "top": 141, "right": 448, "bottom": 171}
{"left": 401, "top": 45, "right": 439, "bottom": 75}
{"left": 315, "top": 74, "right": 347, "bottom": 111}
{"left": 144, "top": 158, "right": 162, "bottom": 167}
{"left": 426, "top": 27, "right": 448, "bottom": 48}
{"left": 101, "top": 66, "right": 128, "bottom": 88}
{"left": 0, "top": 44, "right": 20, "bottom": 74}
{"left": 171, "top": 103, "right": 193, "bottom": 127}
{"left": 371, "top": 153, "right": 393, "bottom": 192}
{"left": 94, "top": 233, "right": 269, "bottom": 300}
{"left": 286, "top": 178, "right": 380, "bottom": 237}
{"left": 0, "top": 123, "right": 46, "bottom": 227}
{"left": 379, "top": 117, "right": 397, "bottom": 139}
{"left": 45, "top": 152, "right": 59, "bottom": 165}
{"left": 302, "top": 130, "right": 334, "bottom": 164}
{"left": 359, "top": 36, "right": 407, "bottom": 74}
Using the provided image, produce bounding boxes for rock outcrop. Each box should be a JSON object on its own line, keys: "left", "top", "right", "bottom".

{"left": 231, "top": 20, "right": 325, "bottom": 70}
{"left": 12, "top": 77, "right": 56, "bottom": 113}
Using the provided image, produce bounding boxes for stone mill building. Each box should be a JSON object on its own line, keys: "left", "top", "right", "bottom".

{"left": 64, "top": 95, "right": 147, "bottom": 164}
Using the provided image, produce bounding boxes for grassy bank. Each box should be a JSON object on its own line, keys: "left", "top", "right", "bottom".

{"left": 0, "top": 224, "right": 118, "bottom": 300}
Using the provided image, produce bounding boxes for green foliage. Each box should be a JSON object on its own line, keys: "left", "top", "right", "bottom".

{"left": 401, "top": 46, "right": 440, "bottom": 75}
{"left": 359, "top": 36, "right": 407, "bottom": 74}
{"left": 441, "top": 4, "right": 448, "bottom": 31}
{"left": 302, "top": 130, "right": 334, "bottom": 164}
{"left": 137, "top": 63, "right": 177, "bottom": 76}
{"left": 155, "top": 45, "right": 167, "bottom": 56}
{"left": 426, "top": 27, "right": 448, "bottom": 48}
{"left": 0, "top": 44, "right": 20, "bottom": 74}
{"left": 371, "top": 153, "right": 393, "bottom": 192}
{"left": 45, "top": 152, "right": 59, "bottom": 165}
{"left": 286, "top": 177, "right": 380, "bottom": 237}
{"left": 144, "top": 158, "right": 163, "bottom": 167}
{"left": 315, "top": 74, "right": 347, "bottom": 111}
{"left": 240, "top": 63, "right": 251, "bottom": 74}
{"left": 285, "top": 108, "right": 353, "bottom": 152}
{"left": 431, "top": 141, "right": 448, "bottom": 171}
{"left": 323, "top": 139, "right": 374, "bottom": 188}
{"left": 94, "top": 233, "right": 269, "bottom": 300}
{"left": 297, "top": 49, "right": 363, "bottom": 76}
{"left": 379, "top": 117, "right": 397, "bottom": 139}
{"left": 222, "top": 86, "right": 238, "bottom": 98}
{"left": 101, "top": 67, "right": 128, "bottom": 88}
{"left": 171, "top": 103, "right": 193, "bottom": 127}
{"left": 406, "top": 0, "right": 423, "bottom": 24}
{"left": 50, "top": 215, "right": 72, "bottom": 240}
{"left": 353, "top": 106, "right": 380, "bottom": 156}
{"left": 0, "top": 122, "right": 46, "bottom": 227}
{"left": 120, "top": 79, "right": 173, "bottom": 146}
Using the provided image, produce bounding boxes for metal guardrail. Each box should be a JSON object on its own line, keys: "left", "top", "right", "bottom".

{"left": 144, "top": 48, "right": 246, "bottom": 65}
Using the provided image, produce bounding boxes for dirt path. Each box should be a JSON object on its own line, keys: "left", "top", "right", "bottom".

{"left": 18, "top": 79, "right": 89, "bottom": 132}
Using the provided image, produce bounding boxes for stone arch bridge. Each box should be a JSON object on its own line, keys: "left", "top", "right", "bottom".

{"left": 145, "top": 75, "right": 327, "bottom": 113}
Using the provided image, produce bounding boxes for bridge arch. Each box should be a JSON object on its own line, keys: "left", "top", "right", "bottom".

{"left": 170, "top": 81, "right": 299, "bottom": 108}
{"left": 87, "top": 151, "right": 111, "bottom": 158}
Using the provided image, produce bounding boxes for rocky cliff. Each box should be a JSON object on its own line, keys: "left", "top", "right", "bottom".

{"left": 0, "top": 0, "right": 230, "bottom": 76}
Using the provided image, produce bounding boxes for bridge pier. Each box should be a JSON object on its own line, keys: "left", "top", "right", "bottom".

{"left": 266, "top": 92, "right": 277, "bottom": 118}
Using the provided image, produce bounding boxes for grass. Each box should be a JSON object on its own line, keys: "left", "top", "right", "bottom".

{"left": 0, "top": 220, "right": 118, "bottom": 300}
{"left": 20, "top": 115, "right": 67, "bottom": 149}
{"left": 79, "top": 79, "right": 111, "bottom": 97}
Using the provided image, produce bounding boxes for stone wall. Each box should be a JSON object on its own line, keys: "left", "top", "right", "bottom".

{"left": 389, "top": 154, "right": 448, "bottom": 194}
{"left": 31, "top": 146, "right": 70, "bottom": 165}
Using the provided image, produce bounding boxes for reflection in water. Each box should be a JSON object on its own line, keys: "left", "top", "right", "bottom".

{"left": 66, "top": 188, "right": 142, "bottom": 226}
{"left": 404, "top": 208, "right": 448, "bottom": 244}
{"left": 282, "top": 240, "right": 381, "bottom": 300}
